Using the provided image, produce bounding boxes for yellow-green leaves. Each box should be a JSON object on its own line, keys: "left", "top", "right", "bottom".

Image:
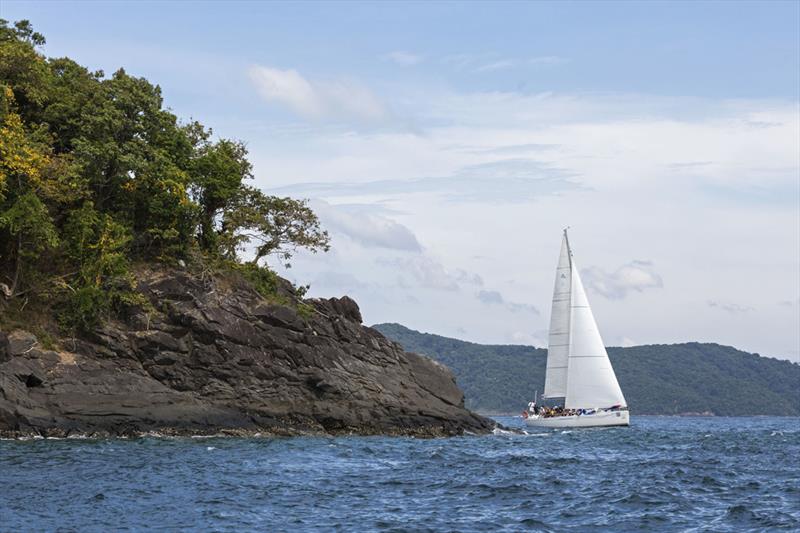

{"left": 0, "top": 109, "right": 46, "bottom": 192}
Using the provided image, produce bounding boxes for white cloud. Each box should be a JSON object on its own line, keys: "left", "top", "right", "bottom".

{"left": 445, "top": 54, "right": 567, "bottom": 73}
{"left": 619, "top": 337, "right": 638, "bottom": 347}
{"left": 248, "top": 65, "right": 322, "bottom": 117}
{"left": 474, "top": 59, "right": 516, "bottom": 73}
{"left": 377, "top": 255, "right": 460, "bottom": 291}
{"left": 249, "top": 87, "right": 798, "bottom": 359}
{"left": 528, "top": 56, "right": 567, "bottom": 66}
{"left": 510, "top": 330, "right": 547, "bottom": 346}
{"left": 383, "top": 51, "right": 422, "bottom": 65}
{"left": 270, "top": 159, "right": 580, "bottom": 203}
{"left": 477, "top": 289, "right": 504, "bottom": 304}
{"left": 581, "top": 261, "right": 664, "bottom": 300}
{"left": 477, "top": 290, "right": 539, "bottom": 314}
{"left": 508, "top": 302, "right": 540, "bottom": 315}
{"left": 455, "top": 269, "right": 484, "bottom": 287}
{"left": 313, "top": 271, "right": 368, "bottom": 291}
{"left": 708, "top": 301, "right": 755, "bottom": 314}
{"left": 248, "top": 65, "right": 387, "bottom": 122}
{"left": 312, "top": 201, "right": 421, "bottom": 251}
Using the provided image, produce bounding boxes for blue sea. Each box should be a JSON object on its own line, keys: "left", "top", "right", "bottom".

{"left": 1, "top": 416, "right": 798, "bottom": 532}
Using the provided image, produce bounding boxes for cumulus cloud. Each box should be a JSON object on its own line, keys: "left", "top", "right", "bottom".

{"left": 474, "top": 59, "right": 516, "bottom": 73}
{"left": 477, "top": 289, "right": 539, "bottom": 314}
{"left": 248, "top": 65, "right": 386, "bottom": 122}
{"left": 312, "top": 202, "right": 422, "bottom": 251}
{"left": 708, "top": 301, "right": 755, "bottom": 314}
{"left": 270, "top": 159, "right": 580, "bottom": 204}
{"left": 528, "top": 56, "right": 567, "bottom": 66}
{"left": 581, "top": 260, "right": 664, "bottom": 300}
{"left": 370, "top": 255, "right": 484, "bottom": 293}
{"left": 477, "top": 290, "right": 504, "bottom": 304}
{"left": 464, "top": 143, "right": 558, "bottom": 156}
{"left": 510, "top": 330, "right": 547, "bottom": 346}
{"left": 383, "top": 51, "right": 422, "bottom": 65}
{"left": 249, "top": 85, "right": 797, "bottom": 358}
{"left": 445, "top": 54, "right": 567, "bottom": 73}
{"left": 508, "top": 302, "right": 540, "bottom": 315}
{"left": 378, "top": 256, "right": 460, "bottom": 291}
{"left": 455, "top": 269, "right": 484, "bottom": 287}
{"left": 312, "top": 271, "right": 368, "bottom": 291}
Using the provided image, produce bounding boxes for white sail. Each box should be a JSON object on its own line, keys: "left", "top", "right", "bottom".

{"left": 543, "top": 233, "right": 571, "bottom": 398}
{"left": 564, "top": 257, "right": 627, "bottom": 409}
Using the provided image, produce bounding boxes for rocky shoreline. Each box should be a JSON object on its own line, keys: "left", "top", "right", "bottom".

{"left": 0, "top": 268, "right": 496, "bottom": 439}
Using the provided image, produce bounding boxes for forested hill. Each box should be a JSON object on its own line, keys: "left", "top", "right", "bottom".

{"left": 373, "top": 323, "right": 800, "bottom": 416}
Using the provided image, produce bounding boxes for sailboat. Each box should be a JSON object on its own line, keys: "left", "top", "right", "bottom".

{"left": 525, "top": 229, "right": 629, "bottom": 428}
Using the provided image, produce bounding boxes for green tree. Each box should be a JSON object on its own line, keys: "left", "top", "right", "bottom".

{"left": 221, "top": 186, "right": 329, "bottom": 268}
{"left": 0, "top": 19, "right": 331, "bottom": 332}
{"left": 60, "top": 201, "right": 132, "bottom": 331}
{"left": 190, "top": 138, "right": 252, "bottom": 251}
{"left": 0, "top": 19, "right": 49, "bottom": 119}
{"left": 0, "top": 101, "right": 60, "bottom": 296}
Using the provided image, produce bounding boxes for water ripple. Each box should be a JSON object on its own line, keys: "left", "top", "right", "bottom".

{"left": 1, "top": 417, "right": 798, "bottom": 532}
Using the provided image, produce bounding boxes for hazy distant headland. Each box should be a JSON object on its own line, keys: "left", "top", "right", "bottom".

{"left": 373, "top": 323, "right": 800, "bottom": 416}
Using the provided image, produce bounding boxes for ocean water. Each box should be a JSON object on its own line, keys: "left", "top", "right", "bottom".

{"left": 1, "top": 417, "right": 798, "bottom": 532}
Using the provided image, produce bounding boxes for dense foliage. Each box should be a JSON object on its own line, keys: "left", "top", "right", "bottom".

{"left": 374, "top": 323, "right": 800, "bottom": 416}
{"left": 0, "top": 20, "right": 329, "bottom": 333}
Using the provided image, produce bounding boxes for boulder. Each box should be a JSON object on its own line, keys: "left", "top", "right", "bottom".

{"left": 6, "top": 331, "right": 37, "bottom": 357}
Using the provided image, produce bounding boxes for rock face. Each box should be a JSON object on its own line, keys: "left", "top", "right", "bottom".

{"left": 0, "top": 268, "right": 495, "bottom": 438}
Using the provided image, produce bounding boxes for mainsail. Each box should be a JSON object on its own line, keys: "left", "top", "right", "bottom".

{"left": 543, "top": 230, "right": 627, "bottom": 408}
{"left": 543, "top": 233, "right": 571, "bottom": 398}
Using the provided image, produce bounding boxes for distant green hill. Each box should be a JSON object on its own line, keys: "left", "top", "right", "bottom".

{"left": 373, "top": 323, "right": 800, "bottom": 416}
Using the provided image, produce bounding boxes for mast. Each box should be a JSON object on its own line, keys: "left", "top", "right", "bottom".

{"left": 543, "top": 228, "right": 572, "bottom": 399}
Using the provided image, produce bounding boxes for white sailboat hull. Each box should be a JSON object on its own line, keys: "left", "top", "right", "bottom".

{"left": 524, "top": 410, "right": 629, "bottom": 429}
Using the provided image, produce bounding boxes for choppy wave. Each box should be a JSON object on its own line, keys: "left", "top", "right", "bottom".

{"left": 1, "top": 416, "right": 798, "bottom": 531}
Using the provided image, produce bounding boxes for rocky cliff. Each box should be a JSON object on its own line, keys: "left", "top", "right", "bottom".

{"left": 0, "top": 268, "right": 495, "bottom": 438}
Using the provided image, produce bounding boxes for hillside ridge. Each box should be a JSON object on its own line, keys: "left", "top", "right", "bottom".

{"left": 373, "top": 323, "right": 800, "bottom": 416}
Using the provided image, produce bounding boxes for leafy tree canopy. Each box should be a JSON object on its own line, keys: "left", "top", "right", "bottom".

{"left": 0, "top": 20, "right": 329, "bottom": 332}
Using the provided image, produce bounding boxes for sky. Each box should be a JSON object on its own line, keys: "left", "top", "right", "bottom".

{"left": 4, "top": 1, "right": 799, "bottom": 361}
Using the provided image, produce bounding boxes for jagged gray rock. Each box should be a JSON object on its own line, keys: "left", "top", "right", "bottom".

{"left": 0, "top": 268, "right": 495, "bottom": 438}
